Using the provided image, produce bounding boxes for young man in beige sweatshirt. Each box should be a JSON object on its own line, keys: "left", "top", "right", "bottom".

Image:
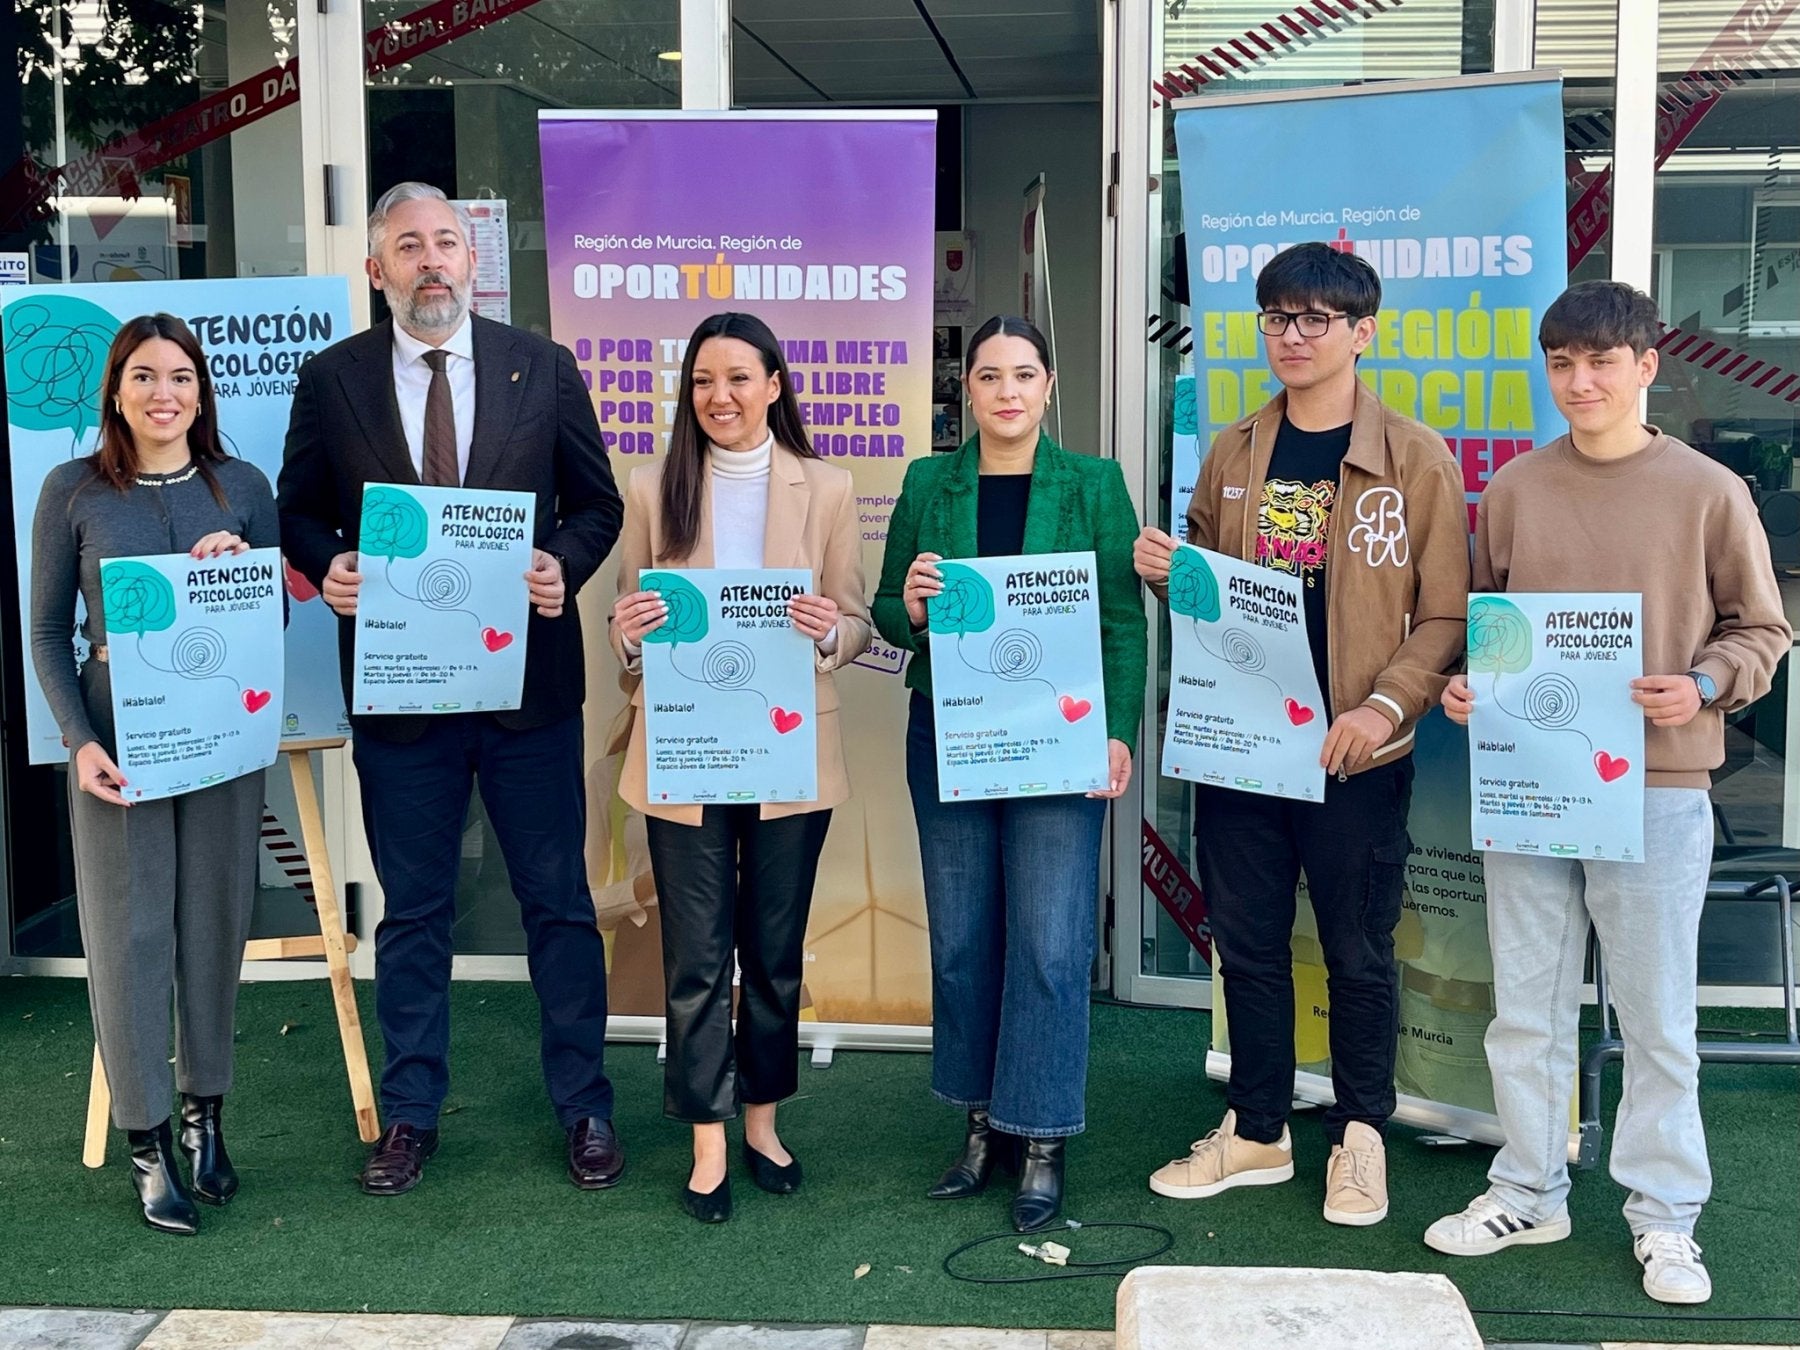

{"left": 1426, "top": 280, "right": 1791, "bottom": 1305}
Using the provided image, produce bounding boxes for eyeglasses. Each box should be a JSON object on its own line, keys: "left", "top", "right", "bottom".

{"left": 1257, "top": 310, "right": 1350, "bottom": 337}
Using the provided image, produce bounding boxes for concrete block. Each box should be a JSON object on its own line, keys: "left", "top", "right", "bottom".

{"left": 1116, "top": 1266, "right": 1483, "bottom": 1350}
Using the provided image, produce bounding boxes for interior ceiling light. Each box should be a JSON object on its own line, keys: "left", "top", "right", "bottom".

{"left": 658, "top": 50, "right": 682, "bottom": 61}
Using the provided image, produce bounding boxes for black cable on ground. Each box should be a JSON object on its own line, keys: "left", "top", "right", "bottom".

{"left": 1470, "top": 1306, "right": 1800, "bottom": 1324}
{"left": 943, "top": 1221, "right": 1175, "bottom": 1284}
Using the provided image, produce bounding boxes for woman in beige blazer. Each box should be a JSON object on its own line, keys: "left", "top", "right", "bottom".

{"left": 610, "top": 312, "right": 870, "bottom": 1223}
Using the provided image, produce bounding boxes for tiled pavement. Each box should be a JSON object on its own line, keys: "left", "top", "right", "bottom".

{"left": 2, "top": 1310, "right": 1795, "bottom": 1350}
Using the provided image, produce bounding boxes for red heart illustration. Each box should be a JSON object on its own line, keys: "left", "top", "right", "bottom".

{"left": 1284, "top": 697, "right": 1316, "bottom": 727}
{"left": 1594, "top": 751, "right": 1630, "bottom": 783}
{"left": 282, "top": 559, "right": 319, "bottom": 603}
{"left": 481, "top": 627, "right": 514, "bottom": 653}
{"left": 771, "top": 707, "right": 804, "bottom": 735}
{"left": 1059, "top": 694, "right": 1092, "bottom": 723}
{"left": 242, "top": 689, "right": 272, "bottom": 714}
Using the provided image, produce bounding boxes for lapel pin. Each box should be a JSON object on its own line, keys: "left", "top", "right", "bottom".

{"left": 511, "top": 371, "right": 520, "bottom": 382}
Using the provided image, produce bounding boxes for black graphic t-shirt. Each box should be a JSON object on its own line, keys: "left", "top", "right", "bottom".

{"left": 1256, "top": 418, "right": 1350, "bottom": 697}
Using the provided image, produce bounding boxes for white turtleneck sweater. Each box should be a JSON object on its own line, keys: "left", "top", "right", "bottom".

{"left": 709, "top": 434, "right": 772, "bottom": 569}
{"left": 626, "top": 434, "right": 834, "bottom": 655}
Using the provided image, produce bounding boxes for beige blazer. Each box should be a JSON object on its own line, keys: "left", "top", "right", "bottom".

{"left": 609, "top": 444, "right": 872, "bottom": 824}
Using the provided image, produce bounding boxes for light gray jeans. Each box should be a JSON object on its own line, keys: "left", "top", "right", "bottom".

{"left": 1482, "top": 787, "right": 1713, "bottom": 1236}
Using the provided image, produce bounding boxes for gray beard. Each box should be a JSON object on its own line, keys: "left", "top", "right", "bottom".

{"left": 396, "top": 278, "right": 470, "bottom": 338}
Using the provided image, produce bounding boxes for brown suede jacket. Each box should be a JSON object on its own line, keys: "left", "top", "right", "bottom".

{"left": 1154, "top": 380, "right": 1470, "bottom": 773}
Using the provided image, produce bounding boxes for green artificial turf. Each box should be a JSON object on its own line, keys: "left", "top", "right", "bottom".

{"left": 1, "top": 976, "right": 1795, "bottom": 1343}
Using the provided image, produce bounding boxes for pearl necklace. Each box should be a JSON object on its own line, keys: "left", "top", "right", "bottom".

{"left": 134, "top": 463, "right": 199, "bottom": 486}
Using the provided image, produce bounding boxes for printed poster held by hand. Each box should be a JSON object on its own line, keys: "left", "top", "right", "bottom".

{"left": 1159, "top": 544, "right": 1327, "bottom": 802}
{"left": 639, "top": 567, "right": 818, "bottom": 806}
{"left": 927, "top": 550, "right": 1109, "bottom": 802}
{"left": 1466, "top": 592, "right": 1645, "bottom": 861}
{"left": 352, "top": 483, "right": 534, "bottom": 714}
{"left": 101, "top": 546, "right": 284, "bottom": 801}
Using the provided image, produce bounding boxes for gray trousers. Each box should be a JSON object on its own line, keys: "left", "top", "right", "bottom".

{"left": 1482, "top": 787, "right": 1713, "bottom": 1236}
{"left": 71, "top": 661, "right": 262, "bottom": 1130}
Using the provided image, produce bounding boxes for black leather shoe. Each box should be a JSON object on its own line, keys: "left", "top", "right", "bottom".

{"left": 743, "top": 1140, "right": 802, "bottom": 1195}
{"left": 178, "top": 1093, "right": 237, "bottom": 1205}
{"left": 1012, "top": 1137, "right": 1066, "bottom": 1232}
{"left": 127, "top": 1120, "right": 199, "bottom": 1236}
{"left": 681, "top": 1174, "right": 732, "bottom": 1223}
{"left": 928, "top": 1110, "right": 1018, "bottom": 1199}
{"left": 567, "top": 1117, "right": 625, "bottom": 1190}
{"left": 359, "top": 1122, "right": 439, "bottom": 1196}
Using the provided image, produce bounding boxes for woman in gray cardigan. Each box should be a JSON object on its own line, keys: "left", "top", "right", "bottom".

{"left": 30, "top": 314, "right": 278, "bottom": 1236}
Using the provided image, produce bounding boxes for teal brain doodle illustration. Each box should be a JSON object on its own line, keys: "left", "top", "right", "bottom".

{"left": 359, "top": 487, "right": 430, "bottom": 561}
{"left": 4, "top": 296, "right": 119, "bottom": 444}
{"left": 1171, "top": 375, "right": 1199, "bottom": 436}
{"left": 927, "top": 563, "right": 996, "bottom": 636}
{"left": 1467, "top": 595, "right": 1533, "bottom": 674}
{"left": 102, "top": 561, "right": 177, "bottom": 636}
{"left": 1167, "top": 547, "right": 1221, "bottom": 622}
{"left": 639, "top": 571, "right": 709, "bottom": 645}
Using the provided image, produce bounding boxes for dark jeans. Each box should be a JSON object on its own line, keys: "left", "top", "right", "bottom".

{"left": 353, "top": 713, "right": 613, "bottom": 1130}
{"left": 645, "top": 806, "right": 831, "bottom": 1122}
{"left": 906, "top": 694, "right": 1106, "bottom": 1138}
{"left": 1195, "top": 755, "right": 1414, "bottom": 1146}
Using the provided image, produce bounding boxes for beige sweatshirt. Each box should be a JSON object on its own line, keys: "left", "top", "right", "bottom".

{"left": 1474, "top": 428, "right": 1792, "bottom": 788}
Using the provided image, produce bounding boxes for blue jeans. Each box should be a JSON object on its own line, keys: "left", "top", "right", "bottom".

{"left": 905, "top": 694, "right": 1105, "bottom": 1138}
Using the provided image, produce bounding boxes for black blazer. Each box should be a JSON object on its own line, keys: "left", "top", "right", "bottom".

{"left": 277, "top": 315, "right": 623, "bottom": 743}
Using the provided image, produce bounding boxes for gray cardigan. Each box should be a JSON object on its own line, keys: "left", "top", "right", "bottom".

{"left": 30, "top": 456, "right": 279, "bottom": 753}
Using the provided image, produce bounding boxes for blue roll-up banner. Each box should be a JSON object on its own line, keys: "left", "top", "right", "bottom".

{"left": 3, "top": 277, "right": 352, "bottom": 766}
{"left": 1173, "top": 72, "right": 1569, "bottom": 1142}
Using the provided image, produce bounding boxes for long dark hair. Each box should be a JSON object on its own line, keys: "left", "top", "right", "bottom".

{"left": 964, "top": 314, "right": 1053, "bottom": 375}
{"left": 91, "top": 313, "right": 230, "bottom": 507}
{"left": 660, "top": 312, "right": 817, "bottom": 562}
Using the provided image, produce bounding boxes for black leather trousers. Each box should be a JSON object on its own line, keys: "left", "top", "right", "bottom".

{"left": 645, "top": 806, "right": 832, "bottom": 1122}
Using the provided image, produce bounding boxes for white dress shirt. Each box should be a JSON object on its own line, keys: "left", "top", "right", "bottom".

{"left": 391, "top": 316, "right": 476, "bottom": 483}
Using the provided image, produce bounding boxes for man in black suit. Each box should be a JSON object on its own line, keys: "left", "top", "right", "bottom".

{"left": 279, "top": 181, "right": 625, "bottom": 1196}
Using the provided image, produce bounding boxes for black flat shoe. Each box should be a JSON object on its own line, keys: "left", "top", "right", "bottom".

{"left": 178, "top": 1093, "right": 237, "bottom": 1205}
{"left": 928, "top": 1109, "right": 1018, "bottom": 1199}
{"left": 127, "top": 1120, "right": 199, "bottom": 1236}
{"left": 681, "top": 1174, "right": 732, "bottom": 1223}
{"left": 743, "top": 1141, "right": 802, "bottom": 1195}
{"left": 1012, "top": 1137, "right": 1066, "bottom": 1232}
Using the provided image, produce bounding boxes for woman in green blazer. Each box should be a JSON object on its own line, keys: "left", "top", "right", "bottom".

{"left": 874, "top": 315, "right": 1146, "bottom": 1231}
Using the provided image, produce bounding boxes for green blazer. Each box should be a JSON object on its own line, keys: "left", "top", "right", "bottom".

{"left": 874, "top": 433, "right": 1148, "bottom": 751}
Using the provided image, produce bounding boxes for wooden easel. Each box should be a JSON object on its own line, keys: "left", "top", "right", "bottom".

{"left": 84, "top": 738, "right": 380, "bottom": 1166}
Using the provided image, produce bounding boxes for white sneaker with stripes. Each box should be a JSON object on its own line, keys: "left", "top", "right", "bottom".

{"left": 1635, "top": 1231, "right": 1712, "bottom": 1304}
{"left": 1422, "top": 1191, "right": 1572, "bottom": 1256}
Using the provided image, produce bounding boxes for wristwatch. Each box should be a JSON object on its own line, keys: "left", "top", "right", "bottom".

{"left": 1687, "top": 670, "right": 1718, "bottom": 708}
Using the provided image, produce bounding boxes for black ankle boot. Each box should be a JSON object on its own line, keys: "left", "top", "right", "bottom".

{"left": 127, "top": 1120, "right": 199, "bottom": 1236}
{"left": 178, "top": 1093, "right": 238, "bottom": 1205}
{"left": 1012, "top": 1137, "right": 1066, "bottom": 1232}
{"left": 928, "top": 1110, "right": 1018, "bottom": 1200}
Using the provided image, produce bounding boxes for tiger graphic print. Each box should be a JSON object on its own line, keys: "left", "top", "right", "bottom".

{"left": 1256, "top": 476, "right": 1336, "bottom": 586}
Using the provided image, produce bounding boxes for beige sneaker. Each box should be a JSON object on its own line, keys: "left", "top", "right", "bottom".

{"left": 1323, "top": 1120, "right": 1388, "bottom": 1226}
{"left": 1147, "top": 1109, "right": 1294, "bottom": 1199}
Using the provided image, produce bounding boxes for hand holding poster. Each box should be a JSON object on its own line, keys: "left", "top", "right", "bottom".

{"left": 1467, "top": 592, "right": 1645, "bottom": 861}
{"left": 352, "top": 484, "right": 534, "bottom": 714}
{"left": 1160, "top": 544, "right": 1327, "bottom": 801}
{"left": 102, "top": 546, "right": 283, "bottom": 801}
{"left": 927, "top": 550, "right": 1108, "bottom": 801}
{"left": 641, "top": 568, "right": 818, "bottom": 805}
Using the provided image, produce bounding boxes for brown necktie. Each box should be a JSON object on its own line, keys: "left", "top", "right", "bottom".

{"left": 421, "top": 349, "right": 459, "bottom": 486}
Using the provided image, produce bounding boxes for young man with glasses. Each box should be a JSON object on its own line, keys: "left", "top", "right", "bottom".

{"left": 1135, "top": 242, "right": 1469, "bottom": 1227}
